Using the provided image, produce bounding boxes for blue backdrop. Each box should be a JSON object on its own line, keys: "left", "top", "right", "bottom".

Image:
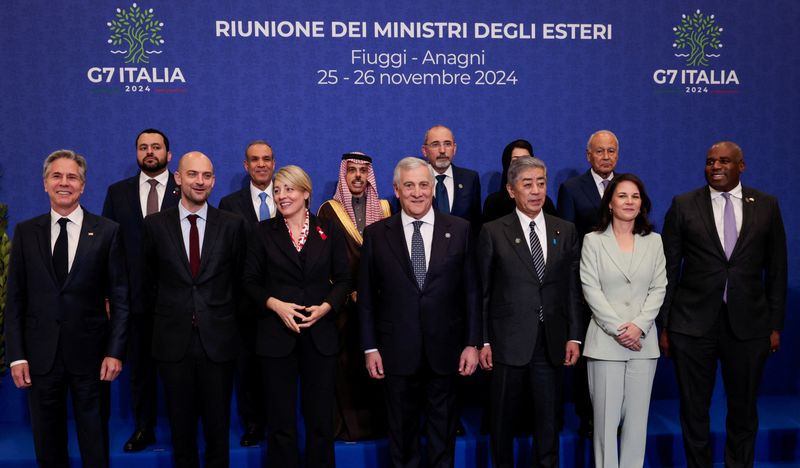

{"left": 1, "top": 0, "right": 798, "bottom": 424}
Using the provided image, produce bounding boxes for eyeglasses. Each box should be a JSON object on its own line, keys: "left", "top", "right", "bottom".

{"left": 425, "top": 141, "right": 454, "bottom": 150}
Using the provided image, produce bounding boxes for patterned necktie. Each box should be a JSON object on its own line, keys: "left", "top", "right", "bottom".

{"left": 529, "top": 220, "right": 546, "bottom": 321}
{"left": 146, "top": 179, "right": 159, "bottom": 216}
{"left": 721, "top": 192, "right": 737, "bottom": 302}
{"left": 411, "top": 220, "right": 426, "bottom": 289}
{"left": 601, "top": 178, "right": 610, "bottom": 194}
{"left": 187, "top": 214, "right": 200, "bottom": 278}
{"left": 435, "top": 174, "right": 450, "bottom": 214}
{"left": 258, "top": 192, "right": 270, "bottom": 221}
{"left": 53, "top": 217, "right": 69, "bottom": 286}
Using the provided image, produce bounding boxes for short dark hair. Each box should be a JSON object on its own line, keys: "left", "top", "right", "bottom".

{"left": 136, "top": 128, "right": 170, "bottom": 152}
{"left": 595, "top": 173, "right": 654, "bottom": 235}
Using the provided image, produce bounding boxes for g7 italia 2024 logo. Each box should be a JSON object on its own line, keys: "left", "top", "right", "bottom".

{"left": 87, "top": 2, "right": 186, "bottom": 93}
{"left": 653, "top": 9, "right": 739, "bottom": 94}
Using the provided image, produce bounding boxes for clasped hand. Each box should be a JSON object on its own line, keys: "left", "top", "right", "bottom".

{"left": 616, "top": 322, "right": 643, "bottom": 351}
{"left": 267, "top": 297, "right": 331, "bottom": 333}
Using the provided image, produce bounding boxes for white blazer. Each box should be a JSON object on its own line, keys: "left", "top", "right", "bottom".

{"left": 580, "top": 226, "right": 667, "bottom": 360}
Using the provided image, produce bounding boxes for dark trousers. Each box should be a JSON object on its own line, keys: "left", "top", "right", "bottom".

{"left": 159, "top": 330, "right": 235, "bottom": 468}
{"left": 384, "top": 364, "right": 457, "bottom": 468}
{"left": 262, "top": 331, "right": 337, "bottom": 468}
{"left": 670, "top": 306, "right": 770, "bottom": 468}
{"left": 235, "top": 341, "right": 266, "bottom": 432}
{"left": 28, "top": 352, "right": 109, "bottom": 468}
{"left": 127, "top": 312, "right": 158, "bottom": 432}
{"left": 490, "top": 325, "right": 562, "bottom": 468}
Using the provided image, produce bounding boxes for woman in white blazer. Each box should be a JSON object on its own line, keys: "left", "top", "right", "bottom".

{"left": 580, "top": 173, "right": 667, "bottom": 468}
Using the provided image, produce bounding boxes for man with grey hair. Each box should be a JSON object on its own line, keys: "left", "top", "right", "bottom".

{"left": 359, "top": 156, "right": 481, "bottom": 467}
{"left": 556, "top": 129, "right": 620, "bottom": 438}
{"left": 6, "top": 149, "right": 129, "bottom": 467}
{"left": 480, "top": 156, "right": 582, "bottom": 467}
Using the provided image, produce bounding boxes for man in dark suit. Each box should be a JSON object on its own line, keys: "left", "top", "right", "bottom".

{"left": 659, "top": 141, "right": 787, "bottom": 468}
{"left": 359, "top": 156, "right": 481, "bottom": 468}
{"left": 143, "top": 151, "right": 247, "bottom": 468}
{"left": 6, "top": 149, "right": 129, "bottom": 467}
{"left": 218, "top": 139, "right": 274, "bottom": 447}
{"left": 102, "top": 128, "right": 180, "bottom": 452}
{"left": 421, "top": 125, "right": 482, "bottom": 229}
{"left": 479, "top": 156, "right": 583, "bottom": 468}
{"left": 556, "top": 129, "right": 619, "bottom": 438}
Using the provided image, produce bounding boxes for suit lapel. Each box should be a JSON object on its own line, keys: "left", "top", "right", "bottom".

{"left": 239, "top": 188, "right": 259, "bottom": 223}
{"left": 163, "top": 173, "right": 180, "bottom": 210}
{"left": 597, "top": 226, "right": 633, "bottom": 282}
{"left": 542, "top": 214, "right": 563, "bottom": 282}
{"left": 732, "top": 187, "right": 756, "bottom": 259}
{"left": 196, "top": 207, "right": 221, "bottom": 280}
{"left": 694, "top": 187, "right": 727, "bottom": 259}
{"left": 126, "top": 176, "right": 144, "bottom": 220}
{"left": 426, "top": 211, "right": 452, "bottom": 284}
{"left": 579, "top": 171, "right": 601, "bottom": 207}
{"left": 302, "top": 215, "right": 325, "bottom": 274}
{"left": 166, "top": 209, "right": 192, "bottom": 276}
{"left": 63, "top": 211, "right": 99, "bottom": 287}
{"left": 501, "top": 214, "right": 539, "bottom": 282}
{"left": 35, "top": 215, "right": 59, "bottom": 287}
{"left": 384, "top": 215, "right": 417, "bottom": 288}
{"left": 270, "top": 217, "right": 302, "bottom": 270}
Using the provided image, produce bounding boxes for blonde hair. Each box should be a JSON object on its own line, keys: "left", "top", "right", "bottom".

{"left": 274, "top": 165, "right": 312, "bottom": 207}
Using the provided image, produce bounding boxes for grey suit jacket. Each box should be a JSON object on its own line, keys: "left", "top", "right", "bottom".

{"left": 580, "top": 227, "right": 667, "bottom": 360}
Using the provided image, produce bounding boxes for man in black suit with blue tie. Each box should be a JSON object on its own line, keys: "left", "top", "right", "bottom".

{"left": 556, "top": 129, "right": 619, "bottom": 438}
{"left": 359, "top": 157, "right": 481, "bottom": 468}
{"left": 422, "top": 125, "right": 482, "bottom": 230}
{"left": 143, "top": 151, "right": 247, "bottom": 468}
{"left": 659, "top": 141, "right": 787, "bottom": 468}
{"left": 218, "top": 139, "right": 275, "bottom": 446}
{"left": 6, "top": 149, "right": 129, "bottom": 467}
{"left": 102, "top": 128, "right": 180, "bottom": 452}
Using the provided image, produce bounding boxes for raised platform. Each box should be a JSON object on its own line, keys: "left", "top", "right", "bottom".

{"left": 0, "top": 397, "right": 798, "bottom": 467}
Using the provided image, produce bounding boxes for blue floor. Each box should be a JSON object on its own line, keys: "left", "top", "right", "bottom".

{"left": 0, "top": 396, "right": 798, "bottom": 467}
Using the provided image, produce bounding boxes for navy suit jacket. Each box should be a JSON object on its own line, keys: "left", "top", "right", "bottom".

{"left": 658, "top": 186, "right": 787, "bottom": 339}
{"left": 358, "top": 211, "right": 481, "bottom": 376}
{"left": 102, "top": 173, "right": 180, "bottom": 315}
{"left": 219, "top": 187, "right": 259, "bottom": 224}
{"left": 557, "top": 170, "right": 604, "bottom": 239}
{"left": 478, "top": 212, "right": 583, "bottom": 366}
{"left": 142, "top": 205, "right": 247, "bottom": 362}
{"left": 5, "top": 210, "right": 129, "bottom": 375}
{"left": 447, "top": 164, "right": 482, "bottom": 228}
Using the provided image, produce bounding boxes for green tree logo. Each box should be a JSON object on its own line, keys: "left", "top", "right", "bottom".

{"left": 107, "top": 3, "right": 164, "bottom": 64}
{"left": 672, "top": 9, "right": 723, "bottom": 67}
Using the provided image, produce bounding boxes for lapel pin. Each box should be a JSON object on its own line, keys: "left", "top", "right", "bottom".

{"left": 88, "top": 232, "right": 94, "bottom": 237}
{"left": 445, "top": 232, "right": 451, "bottom": 238}
{"left": 746, "top": 197, "right": 755, "bottom": 203}
{"left": 515, "top": 238, "right": 521, "bottom": 244}
{"left": 458, "top": 183, "right": 463, "bottom": 189}
{"left": 552, "top": 238, "right": 557, "bottom": 246}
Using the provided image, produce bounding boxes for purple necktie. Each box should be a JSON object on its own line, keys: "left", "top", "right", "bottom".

{"left": 721, "top": 192, "right": 737, "bottom": 302}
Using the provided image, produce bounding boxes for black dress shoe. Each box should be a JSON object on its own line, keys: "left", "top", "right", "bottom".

{"left": 123, "top": 429, "right": 156, "bottom": 452}
{"left": 240, "top": 428, "right": 265, "bottom": 447}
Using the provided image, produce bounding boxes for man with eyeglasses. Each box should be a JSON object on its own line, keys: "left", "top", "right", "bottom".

{"left": 556, "top": 129, "right": 620, "bottom": 439}
{"left": 421, "top": 125, "right": 482, "bottom": 232}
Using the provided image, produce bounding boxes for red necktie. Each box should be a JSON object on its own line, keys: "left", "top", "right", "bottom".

{"left": 187, "top": 214, "right": 200, "bottom": 278}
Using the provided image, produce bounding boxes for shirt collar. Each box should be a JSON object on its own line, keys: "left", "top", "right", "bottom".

{"left": 178, "top": 201, "right": 208, "bottom": 221}
{"left": 401, "top": 206, "right": 435, "bottom": 227}
{"left": 709, "top": 182, "right": 743, "bottom": 199}
{"left": 430, "top": 164, "right": 454, "bottom": 179}
{"left": 590, "top": 168, "right": 614, "bottom": 187}
{"left": 139, "top": 170, "right": 170, "bottom": 187}
{"left": 50, "top": 205, "right": 84, "bottom": 226}
{"left": 515, "top": 207, "right": 545, "bottom": 229}
{"left": 249, "top": 181, "right": 273, "bottom": 199}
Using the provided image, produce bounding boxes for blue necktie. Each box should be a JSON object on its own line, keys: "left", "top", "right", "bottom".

{"left": 258, "top": 192, "right": 270, "bottom": 221}
{"left": 529, "top": 221, "right": 546, "bottom": 321}
{"left": 435, "top": 174, "right": 450, "bottom": 214}
{"left": 411, "top": 220, "right": 426, "bottom": 289}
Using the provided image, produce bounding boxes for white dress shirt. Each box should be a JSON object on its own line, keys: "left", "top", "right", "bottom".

{"left": 138, "top": 170, "right": 170, "bottom": 218}
{"left": 431, "top": 164, "right": 455, "bottom": 211}
{"left": 590, "top": 169, "right": 614, "bottom": 197}
{"left": 50, "top": 206, "right": 83, "bottom": 272}
{"left": 249, "top": 181, "right": 275, "bottom": 220}
{"left": 401, "top": 207, "right": 435, "bottom": 269}
{"left": 179, "top": 202, "right": 208, "bottom": 259}
{"left": 710, "top": 182, "right": 743, "bottom": 248}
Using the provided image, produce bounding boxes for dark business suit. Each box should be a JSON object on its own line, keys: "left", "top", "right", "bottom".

{"left": 446, "top": 164, "right": 482, "bottom": 228}
{"left": 142, "top": 205, "right": 246, "bottom": 468}
{"left": 218, "top": 187, "right": 267, "bottom": 435}
{"left": 359, "top": 211, "right": 481, "bottom": 468}
{"left": 478, "top": 212, "right": 582, "bottom": 468}
{"left": 5, "top": 210, "right": 129, "bottom": 467}
{"left": 556, "top": 169, "right": 609, "bottom": 432}
{"left": 102, "top": 173, "right": 179, "bottom": 433}
{"left": 659, "top": 186, "right": 787, "bottom": 468}
{"left": 243, "top": 213, "right": 350, "bottom": 468}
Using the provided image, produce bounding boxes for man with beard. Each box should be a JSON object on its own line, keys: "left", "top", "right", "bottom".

{"left": 218, "top": 140, "right": 275, "bottom": 446}
{"left": 143, "top": 152, "right": 247, "bottom": 468}
{"left": 102, "top": 128, "right": 180, "bottom": 452}
{"left": 317, "top": 152, "right": 391, "bottom": 440}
